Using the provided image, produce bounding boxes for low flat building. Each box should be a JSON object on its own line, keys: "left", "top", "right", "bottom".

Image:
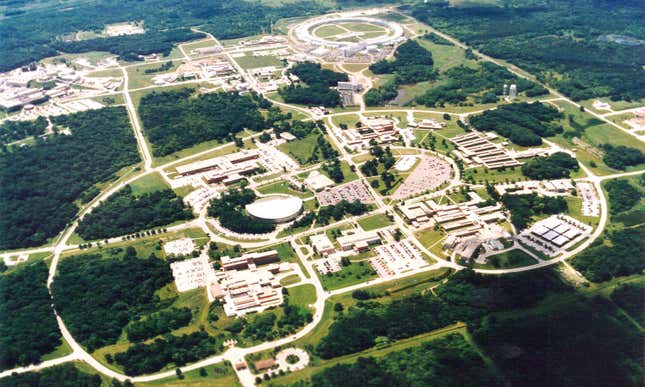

{"left": 337, "top": 230, "right": 380, "bottom": 251}
{"left": 170, "top": 256, "right": 214, "bottom": 292}
{"left": 310, "top": 234, "right": 335, "bottom": 256}
{"left": 219, "top": 268, "right": 284, "bottom": 317}
{"left": 221, "top": 250, "right": 279, "bottom": 271}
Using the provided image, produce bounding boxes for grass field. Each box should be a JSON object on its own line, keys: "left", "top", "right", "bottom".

{"left": 313, "top": 24, "right": 345, "bottom": 38}
{"left": 464, "top": 166, "right": 525, "bottom": 184}
{"left": 129, "top": 172, "right": 170, "bottom": 195}
{"left": 277, "top": 132, "right": 319, "bottom": 166}
{"left": 318, "top": 261, "right": 378, "bottom": 291}
{"left": 319, "top": 161, "right": 358, "bottom": 184}
{"left": 357, "top": 213, "right": 393, "bottom": 231}
{"left": 137, "top": 363, "right": 240, "bottom": 386}
{"left": 331, "top": 113, "right": 360, "bottom": 128}
{"left": 127, "top": 60, "right": 182, "bottom": 89}
{"left": 257, "top": 180, "right": 314, "bottom": 199}
{"left": 233, "top": 53, "right": 283, "bottom": 70}
{"left": 287, "top": 284, "right": 317, "bottom": 309}
{"left": 473, "top": 249, "right": 537, "bottom": 270}
{"left": 280, "top": 274, "right": 302, "bottom": 286}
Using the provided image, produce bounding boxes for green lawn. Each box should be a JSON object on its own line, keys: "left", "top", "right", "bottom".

{"left": 129, "top": 172, "right": 170, "bottom": 195}
{"left": 256, "top": 180, "right": 313, "bottom": 199}
{"left": 280, "top": 274, "right": 302, "bottom": 286}
{"left": 278, "top": 132, "right": 319, "bottom": 166}
{"left": 357, "top": 214, "right": 393, "bottom": 231}
{"left": 320, "top": 161, "right": 358, "bottom": 184}
{"left": 464, "top": 166, "right": 525, "bottom": 184}
{"left": 287, "top": 284, "right": 317, "bottom": 308}
{"left": 331, "top": 114, "right": 360, "bottom": 128}
{"left": 127, "top": 60, "right": 182, "bottom": 89}
{"left": 313, "top": 24, "right": 346, "bottom": 39}
{"left": 318, "top": 261, "right": 378, "bottom": 291}
{"left": 137, "top": 363, "right": 240, "bottom": 386}
{"left": 233, "top": 53, "right": 283, "bottom": 70}
{"left": 473, "top": 249, "right": 537, "bottom": 270}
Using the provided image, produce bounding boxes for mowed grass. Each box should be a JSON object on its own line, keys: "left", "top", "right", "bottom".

{"left": 473, "top": 249, "right": 537, "bottom": 270}
{"left": 256, "top": 180, "right": 314, "bottom": 199}
{"left": 127, "top": 60, "right": 182, "bottom": 89}
{"left": 313, "top": 24, "right": 346, "bottom": 39}
{"left": 129, "top": 172, "right": 170, "bottom": 195}
{"left": 287, "top": 284, "right": 317, "bottom": 308}
{"left": 137, "top": 363, "right": 240, "bottom": 386}
{"left": 233, "top": 53, "right": 283, "bottom": 70}
{"left": 357, "top": 213, "right": 393, "bottom": 231}
{"left": 278, "top": 132, "right": 319, "bottom": 166}
{"left": 318, "top": 261, "right": 378, "bottom": 291}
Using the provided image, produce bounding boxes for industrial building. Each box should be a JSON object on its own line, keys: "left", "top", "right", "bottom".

{"left": 221, "top": 250, "right": 280, "bottom": 271}
{"left": 370, "top": 239, "right": 428, "bottom": 278}
{"left": 336, "top": 230, "right": 381, "bottom": 252}
{"left": 170, "top": 256, "right": 215, "bottom": 293}
{"left": 518, "top": 215, "right": 591, "bottom": 257}
{"left": 450, "top": 131, "right": 522, "bottom": 169}
{"left": 310, "top": 234, "right": 335, "bottom": 256}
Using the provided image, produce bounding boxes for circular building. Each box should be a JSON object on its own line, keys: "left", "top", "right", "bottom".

{"left": 294, "top": 16, "right": 404, "bottom": 48}
{"left": 245, "top": 194, "right": 303, "bottom": 223}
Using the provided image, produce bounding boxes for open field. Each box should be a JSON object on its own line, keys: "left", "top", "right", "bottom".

{"left": 318, "top": 260, "right": 378, "bottom": 291}
{"left": 473, "top": 249, "right": 537, "bottom": 270}
{"left": 129, "top": 172, "right": 170, "bottom": 195}
{"left": 233, "top": 53, "right": 283, "bottom": 70}
{"left": 357, "top": 213, "right": 393, "bottom": 231}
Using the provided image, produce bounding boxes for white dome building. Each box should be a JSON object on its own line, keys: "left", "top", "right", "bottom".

{"left": 245, "top": 194, "right": 303, "bottom": 223}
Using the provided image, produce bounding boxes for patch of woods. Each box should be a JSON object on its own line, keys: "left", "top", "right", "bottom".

{"left": 605, "top": 178, "right": 642, "bottom": 215}
{"left": 0, "top": 107, "right": 139, "bottom": 250}
{"left": 301, "top": 334, "right": 500, "bottom": 387}
{"left": 414, "top": 62, "right": 546, "bottom": 107}
{"left": 359, "top": 141, "right": 397, "bottom": 193}
{"left": 410, "top": 0, "right": 644, "bottom": 101}
{"left": 314, "top": 269, "right": 565, "bottom": 359}
{"left": 571, "top": 224, "right": 644, "bottom": 282}
{"left": 0, "top": 116, "right": 47, "bottom": 145}
{"left": 278, "top": 120, "right": 338, "bottom": 165}
{"left": 76, "top": 185, "right": 193, "bottom": 240}
{"left": 469, "top": 102, "right": 563, "bottom": 147}
{"left": 521, "top": 152, "right": 579, "bottom": 180}
{"left": 138, "top": 89, "right": 270, "bottom": 157}
{"left": 0, "top": 364, "right": 102, "bottom": 387}
{"left": 365, "top": 40, "right": 437, "bottom": 106}
{"left": 280, "top": 62, "right": 348, "bottom": 107}
{"left": 51, "top": 248, "right": 174, "bottom": 351}
{"left": 602, "top": 144, "right": 645, "bottom": 170}
{"left": 208, "top": 187, "right": 276, "bottom": 234}
{"left": 500, "top": 192, "right": 568, "bottom": 230}
{"left": 316, "top": 200, "right": 370, "bottom": 226}
{"left": 0, "top": 261, "right": 62, "bottom": 371}
{"left": 114, "top": 331, "right": 220, "bottom": 376}
{"left": 52, "top": 29, "right": 203, "bottom": 61}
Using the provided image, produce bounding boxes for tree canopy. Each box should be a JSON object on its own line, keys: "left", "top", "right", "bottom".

{"left": 521, "top": 152, "right": 579, "bottom": 180}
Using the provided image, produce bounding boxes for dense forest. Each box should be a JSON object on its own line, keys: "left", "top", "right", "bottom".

{"left": 0, "top": 364, "right": 102, "bottom": 386}
{"left": 571, "top": 225, "right": 644, "bottom": 282}
{"left": 501, "top": 193, "right": 568, "bottom": 230}
{"left": 411, "top": 0, "right": 645, "bottom": 101}
{"left": 0, "top": 0, "right": 332, "bottom": 71}
{"left": 280, "top": 62, "right": 348, "bottom": 107}
{"left": 125, "top": 307, "right": 193, "bottom": 342}
{"left": 469, "top": 102, "right": 564, "bottom": 146}
{"left": 0, "top": 262, "right": 62, "bottom": 371}
{"left": 52, "top": 29, "right": 202, "bottom": 61}
{"left": 208, "top": 188, "right": 276, "bottom": 234}
{"left": 605, "top": 179, "right": 641, "bottom": 214}
{"left": 76, "top": 186, "right": 193, "bottom": 240}
{"left": 521, "top": 152, "right": 579, "bottom": 180}
{"left": 114, "top": 331, "right": 221, "bottom": 376}
{"left": 316, "top": 200, "right": 370, "bottom": 225}
{"left": 473, "top": 297, "right": 642, "bottom": 386}
{"left": 315, "top": 269, "right": 564, "bottom": 359}
{"left": 601, "top": 144, "right": 645, "bottom": 170}
{"left": 0, "top": 107, "right": 139, "bottom": 250}
{"left": 139, "top": 89, "right": 268, "bottom": 157}
{"left": 0, "top": 116, "right": 48, "bottom": 145}
{"left": 302, "top": 334, "right": 500, "bottom": 387}
{"left": 414, "top": 62, "right": 544, "bottom": 107}
{"left": 52, "top": 249, "right": 173, "bottom": 351}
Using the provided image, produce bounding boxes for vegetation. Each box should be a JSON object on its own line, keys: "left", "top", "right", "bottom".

{"left": 0, "top": 0, "right": 331, "bottom": 71}
{"left": 52, "top": 249, "right": 173, "bottom": 351}
{"left": 0, "top": 116, "right": 48, "bottom": 145}
{"left": 139, "top": 89, "right": 268, "bottom": 156}
{"left": 501, "top": 193, "right": 568, "bottom": 230}
{"left": 52, "top": 29, "right": 202, "bottom": 61}
{"left": 316, "top": 200, "right": 370, "bottom": 225}
{"left": 277, "top": 121, "right": 338, "bottom": 165}
{"left": 415, "top": 62, "right": 543, "bottom": 107}
{"left": 316, "top": 269, "right": 563, "bottom": 359}
{"left": 0, "top": 107, "right": 139, "bottom": 250}
{"left": 521, "top": 152, "right": 579, "bottom": 180}
{"left": 605, "top": 179, "right": 642, "bottom": 214}
{"left": 0, "top": 364, "right": 101, "bottom": 386}
{"left": 571, "top": 225, "right": 644, "bottom": 282}
{"left": 281, "top": 62, "right": 348, "bottom": 107}
{"left": 611, "top": 283, "right": 644, "bottom": 325}
{"left": 473, "top": 297, "right": 642, "bottom": 386}
{"left": 469, "top": 102, "right": 563, "bottom": 146}
{"left": 125, "top": 307, "right": 193, "bottom": 342}
{"left": 208, "top": 187, "right": 275, "bottom": 234}
{"left": 411, "top": 0, "right": 645, "bottom": 101}
{"left": 602, "top": 144, "right": 645, "bottom": 170}
{"left": 304, "top": 334, "right": 499, "bottom": 386}
{"left": 114, "top": 331, "right": 221, "bottom": 376}
{"left": 76, "top": 186, "right": 193, "bottom": 240}
{"left": 0, "top": 261, "right": 62, "bottom": 370}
